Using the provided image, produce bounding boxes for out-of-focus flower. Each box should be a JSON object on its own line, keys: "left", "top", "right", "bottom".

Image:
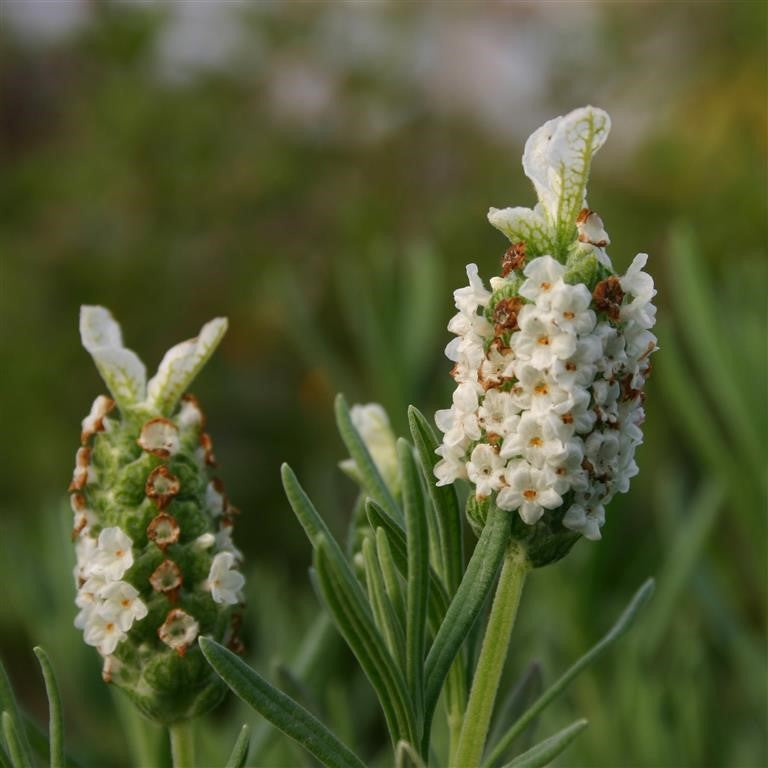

{"left": 339, "top": 403, "right": 400, "bottom": 495}
{"left": 70, "top": 306, "right": 245, "bottom": 722}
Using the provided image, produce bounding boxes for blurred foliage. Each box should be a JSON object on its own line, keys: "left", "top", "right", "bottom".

{"left": 0, "top": 2, "right": 765, "bottom": 767}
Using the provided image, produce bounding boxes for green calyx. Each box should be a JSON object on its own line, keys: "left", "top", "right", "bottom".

{"left": 564, "top": 243, "right": 613, "bottom": 291}
{"left": 466, "top": 496, "right": 580, "bottom": 569}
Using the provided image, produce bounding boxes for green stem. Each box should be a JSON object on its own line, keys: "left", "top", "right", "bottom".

{"left": 454, "top": 542, "right": 529, "bottom": 768}
{"left": 169, "top": 721, "right": 195, "bottom": 768}
{"left": 447, "top": 701, "right": 463, "bottom": 768}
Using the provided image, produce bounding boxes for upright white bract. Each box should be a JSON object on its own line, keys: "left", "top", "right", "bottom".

{"left": 435, "top": 107, "right": 656, "bottom": 548}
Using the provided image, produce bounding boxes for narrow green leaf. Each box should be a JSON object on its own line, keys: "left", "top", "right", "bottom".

{"left": 366, "top": 499, "right": 407, "bottom": 565}
{"left": 275, "top": 664, "right": 321, "bottom": 717}
{"left": 365, "top": 500, "right": 450, "bottom": 627}
{"left": 362, "top": 536, "right": 405, "bottom": 667}
{"left": 314, "top": 539, "right": 417, "bottom": 747}
{"left": 249, "top": 614, "right": 339, "bottom": 763}
{"left": 408, "top": 406, "right": 464, "bottom": 593}
{"left": 281, "top": 463, "right": 347, "bottom": 560}
{"left": 0, "top": 661, "right": 33, "bottom": 768}
{"left": 32, "top": 648, "right": 63, "bottom": 768}
{"left": 199, "top": 638, "right": 365, "bottom": 768}
{"left": 375, "top": 528, "right": 405, "bottom": 621}
{"left": 282, "top": 463, "right": 416, "bottom": 746}
{"left": 399, "top": 438, "right": 428, "bottom": 731}
{"left": 335, "top": 394, "right": 401, "bottom": 523}
{"left": 500, "top": 719, "right": 588, "bottom": 768}
{"left": 224, "top": 725, "right": 250, "bottom": 768}
{"left": 2, "top": 712, "right": 30, "bottom": 768}
{"left": 483, "top": 579, "right": 654, "bottom": 767}
{"left": 424, "top": 503, "right": 511, "bottom": 734}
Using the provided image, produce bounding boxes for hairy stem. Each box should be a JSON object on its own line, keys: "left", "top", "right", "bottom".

{"left": 169, "top": 721, "right": 195, "bottom": 768}
{"left": 454, "top": 543, "right": 529, "bottom": 768}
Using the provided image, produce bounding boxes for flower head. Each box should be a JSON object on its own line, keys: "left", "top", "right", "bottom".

{"left": 435, "top": 107, "right": 657, "bottom": 565}
{"left": 70, "top": 307, "right": 245, "bottom": 722}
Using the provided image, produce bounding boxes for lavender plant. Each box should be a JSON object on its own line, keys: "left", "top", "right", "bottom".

{"left": 200, "top": 106, "right": 656, "bottom": 768}
{"left": 0, "top": 106, "right": 655, "bottom": 768}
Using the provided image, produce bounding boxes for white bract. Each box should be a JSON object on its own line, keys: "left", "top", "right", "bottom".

{"left": 79, "top": 305, "right": 227, "bottom": 416}
{"left": 435, "top": 106, "right": 657, "bottom": 541}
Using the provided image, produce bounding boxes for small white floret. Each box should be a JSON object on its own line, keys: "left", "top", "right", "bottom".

{"left": 99, "top": 581, "right": 148, "bottom": 632}
{"left": 466, "top": 444, "right": 505, "bottom": 499}
{"left": 563, "top": 503, "right": 605, "bottom": 540}
{"left": 207, "top": 552, "right": 245, "bottom": 605}
{"left": 90, "top": 527, "right": 134, "bottom": 581}
{"left": 83, "top": 612, "right": 126, "bottom": 656}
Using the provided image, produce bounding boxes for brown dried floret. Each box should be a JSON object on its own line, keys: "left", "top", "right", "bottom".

{"left": 80, "top": 395, "right": 115, "bottom": 445}
{"left": 501, "top": 242, "right": 527, "bottom": 276}
{"left": 158, "top": 608, "right": 199, "bottom": 656}
{"left": 138, "top": 418, "right": 180, "bottom": 458}
{"left": 222, "top": 506, "right": 241, "bottom": 526}
{"left": 147, "top": 512, "right": 181, "bottom": 549}
{"left": 592, "top": 276, "right": 624, "bottom": 321}
{"left": 492, "top": 297, "right": 524, "bottom": 335}
{"left": 228, "top": 612, "right": 245, "bottom": 654}
{"left": 145, "top": 466, "right": 181, "bottom": 510}
{"left": 69, "top": 447, "right": 92, "bottom": 491}
{"left": 200, "top": 432, "right": 217, "bottom": 466}
{"left": 620, "top": 374, "right": 642, "bottom": 402}
{"left": 70, "top": 496, "right": 89, "bottom": 539}
{"left": 149, "top": 559, "right": 183, "bottom": 596}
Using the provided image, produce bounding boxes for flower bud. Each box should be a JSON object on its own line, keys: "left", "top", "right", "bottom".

{"left": 436, "top": 107, "right": 657, "bottom": 567}
{"left": 70, "top": 306, "right": 245, "bottom": 723}
{"left": 339, "top": 403, "right": 400, "bottom": 496}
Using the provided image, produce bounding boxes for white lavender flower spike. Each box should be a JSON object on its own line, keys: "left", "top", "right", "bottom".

{"left": 70, "top": 307, "right": 245, "bottom": 723}
{"left": 436, "top": 106, "right": 657, "bottom": 566}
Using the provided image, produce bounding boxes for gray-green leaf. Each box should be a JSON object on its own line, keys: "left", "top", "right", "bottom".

{"left": 500, "top": 719, "right": 588, "bottom": 768}
{"left": 199, "top": 637, "right": 365, "bottom": 768}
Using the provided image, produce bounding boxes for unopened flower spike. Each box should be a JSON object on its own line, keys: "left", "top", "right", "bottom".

{"left": 70, "top": 306, "right": 246, "bottom": 723}
{"left": 435, "top": 106, "right": 657, "bottom": 567}
{"left": 339, "top": 403, "right": 400, "bottom": 497}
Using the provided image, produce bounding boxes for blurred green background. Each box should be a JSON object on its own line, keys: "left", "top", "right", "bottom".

{"left": 0, "top": 2, "right": 765, "bottom": 766}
